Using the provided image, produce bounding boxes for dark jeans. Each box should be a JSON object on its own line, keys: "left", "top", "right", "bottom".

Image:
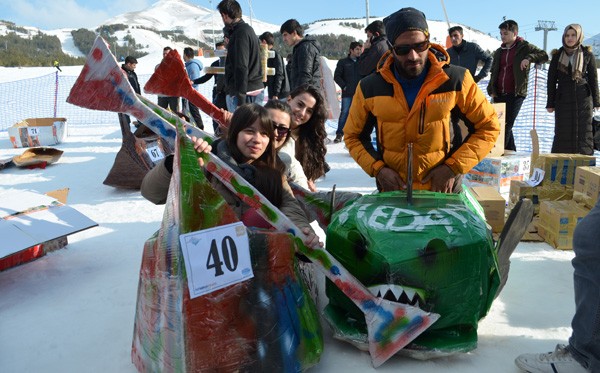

{"left": 493, "top": 93, "right": 524, "bottom": 151}
{"left": 157, "top": 96, "right": 179, "bottom": 112}
{"left": 336, "top": 97, "right": 353, "bottom": 135}
{"left": 568, "top": 198, "right": 600, "bottom": 371}
{"left": 183, "top": 99, "right": 204, "bottom": 130}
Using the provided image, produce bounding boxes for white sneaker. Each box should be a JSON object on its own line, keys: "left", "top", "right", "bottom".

{"left": 515, "top": 344, "right": 588, "bottom": 372}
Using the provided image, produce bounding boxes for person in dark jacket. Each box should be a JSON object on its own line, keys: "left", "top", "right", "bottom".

{"left": 358, "top": 20, "right": 389, "bottom": 77}
{"left": 446, "top": 26, "right": 493, "bottom": 151}
{"left": 119, "top": 56, "right": 141, "bottom": 127}
{"left": 194, "top": 41, "right": 228, "bottom": 136}
{"left": 333, "top": 41, "right": 362, "bottom": 143}
{"left": 447, "top": 26, "right": 492, "bottom": 83}
{"left": 487, "top": 20, "right": 548, "bottom": 151}
{"left": 259, "top": 31, "right": 290, "bottom": 100}
{"left": 280, "top": 19, "right": 322, "bottom": 90}
{"left": 217, "top": 0, "right": 264, "bottom": 111}
{"left": 546, "top": 24, "right": 600, "bottom": 155}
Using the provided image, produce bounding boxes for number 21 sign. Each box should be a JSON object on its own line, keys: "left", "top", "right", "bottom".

{"left": 179, "top": 222, "right": 254, "bottom": 299}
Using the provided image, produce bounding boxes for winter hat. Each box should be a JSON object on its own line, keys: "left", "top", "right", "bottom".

{"left": 384, "top": 7, "right": 429, "bottom": 44}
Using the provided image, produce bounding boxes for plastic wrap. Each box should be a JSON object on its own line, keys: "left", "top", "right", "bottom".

{"left": 323, "top": 190, "right": 500, "bottom": 358}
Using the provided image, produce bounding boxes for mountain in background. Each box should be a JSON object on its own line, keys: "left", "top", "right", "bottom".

{"left": 1, "top": 0, "right": 598, "bottom": 67}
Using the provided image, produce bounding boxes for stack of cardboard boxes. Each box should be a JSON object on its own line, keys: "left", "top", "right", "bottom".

{"left": 508, "top": 155, "right": 597, "bottom": 250}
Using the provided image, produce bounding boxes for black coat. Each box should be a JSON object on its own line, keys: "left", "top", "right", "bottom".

{"left": 224, "top": 19, "right": 263, "bottom": 102}
{"left": 121, "top": 64, "right": 140, "bottom": 94}
{"left": 290, "top": 35, "right": 322, "bottom": 90}
{"left": 334, "top": 56, "right": 360, "bottom": 98}
{"left": 547, "top": 46, "right": 600, "bottom": 155}
{"left": 357, "top": 35, "right": 389, "bottom": 77}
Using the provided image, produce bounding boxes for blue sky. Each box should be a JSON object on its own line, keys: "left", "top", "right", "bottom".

{"left": 1, "top": 0, "right": 599, "bottom": 51}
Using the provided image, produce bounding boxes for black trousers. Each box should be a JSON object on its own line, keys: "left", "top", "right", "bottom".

{"left": 493, "top": 93, "right": 525, "bottom": 151}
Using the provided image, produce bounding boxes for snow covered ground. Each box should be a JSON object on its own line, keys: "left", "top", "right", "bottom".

{"left": 0, "top": 119, "right": 577, "bottom": 372}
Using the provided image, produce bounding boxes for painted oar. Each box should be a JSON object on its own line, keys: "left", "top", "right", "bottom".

{"left": 67, "top": 36, "right": 440, "bottom": 367}
{"left": 144, "top": 49, "right": 226, "bottom": 127}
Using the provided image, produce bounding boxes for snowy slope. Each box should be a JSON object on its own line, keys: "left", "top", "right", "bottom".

{"left": 306, "top": 18, "right": 501, "bottom": 52}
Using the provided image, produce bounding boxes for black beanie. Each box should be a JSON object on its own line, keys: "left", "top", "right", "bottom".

{"left": 384, "top": 7, "right": 429, "bottom": 44}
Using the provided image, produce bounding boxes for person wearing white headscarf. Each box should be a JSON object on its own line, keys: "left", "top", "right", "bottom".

{"left": 546, "top": 24, "right": 600, "bottom": 155}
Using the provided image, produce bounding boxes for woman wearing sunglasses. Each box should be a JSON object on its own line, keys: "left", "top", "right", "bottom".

{"left": 343, "top": 7, "right": 500, "bottom": 194}
{"left": 264, "top": 100, "right": 310, "bottom": 190}
{"left": 141, "top": 103, "right": 321, "bottom": 248}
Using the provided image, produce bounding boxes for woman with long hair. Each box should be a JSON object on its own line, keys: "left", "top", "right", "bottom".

{"left": 141, "top": 103, "right": 320, "bottom": 247}
{"left": 547, "top": 24, "right": 600, "bottom": 155}
{"left": 285, "top": 84, "right": 329, "bottom": 192}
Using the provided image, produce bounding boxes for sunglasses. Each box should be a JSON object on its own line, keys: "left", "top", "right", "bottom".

{"left": 391, "top": 40, "right": 430, "bottom": 56}
{"left": 273, "top": 124, "right": 290, "bottom": 136}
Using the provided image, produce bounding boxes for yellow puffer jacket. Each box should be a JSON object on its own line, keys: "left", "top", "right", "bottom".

{"left": 344, "top": 44, "right": 500, "bottom": 191}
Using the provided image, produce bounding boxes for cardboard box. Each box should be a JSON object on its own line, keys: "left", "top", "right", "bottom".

{"left": 466, "top": 153, "right": 531, "bottom": 194}
{"left": 537, "top": 200, "right": 589, "bottom": 250}
{"left": 8, "top": 117, "right": 67, "bottom": 148}
{"left": 509, "top": 180, "right": 574, "bottom": 215}
{"left": 0, "top": 189, "right": 97, "bottom": 270}
{"left": 573, "top": 166, "right": 600, "bottom": 209}
{"left": 532, "top": 154, "right": 596, "bottom": 188}
{"left": 469, "top": 186, "right": 506, "bottom": 233}
{"left": 457, "top": 103, "right": 505, "bottom": 157}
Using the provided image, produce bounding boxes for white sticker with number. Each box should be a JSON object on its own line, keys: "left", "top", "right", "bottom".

{"left": 27, "top": 127, "right": 40, "bottom": 137}
{"left": 145, "top": 145, "right": 164, "bottom": 162}
{"left": 179, "top": 222, "right": 253, "bottom": 299}
{"left": 526, "top": 168, "right": 545, "bottom": 186}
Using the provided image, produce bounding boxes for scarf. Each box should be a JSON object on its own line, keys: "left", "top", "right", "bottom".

{"left": 558, "top": 24, "right": 584, "bottom": 82}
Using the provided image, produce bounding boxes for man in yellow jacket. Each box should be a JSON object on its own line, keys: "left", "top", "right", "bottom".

{"left": 344, "top": 7, "right": 499, "bottom": 193}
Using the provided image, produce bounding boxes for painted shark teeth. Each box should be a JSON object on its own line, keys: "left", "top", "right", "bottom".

{"left": 367, "top": 284, "right": 425, "bottom": 307}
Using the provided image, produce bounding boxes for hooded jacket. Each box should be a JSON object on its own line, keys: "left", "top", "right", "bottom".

{"left": 290, "top": 35, "right": 322, "bottom": 90}
{"left": 487, "top": 37, "right": 548, "bottom": 98}
{"left": 344, "top": 44, "right": 500, "bottom": 190}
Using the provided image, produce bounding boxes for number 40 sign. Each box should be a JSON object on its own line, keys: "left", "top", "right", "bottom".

{"left": 179, "top": 222, "right": 254, "bottom": 299}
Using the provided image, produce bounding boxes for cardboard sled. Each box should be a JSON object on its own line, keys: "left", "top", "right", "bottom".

{"left": 8, "top": 118, "right": 67, "bottom": 148}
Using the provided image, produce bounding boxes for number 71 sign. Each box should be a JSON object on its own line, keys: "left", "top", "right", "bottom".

{"left": 179, "top": 222, "right": 254, "bottom": 299}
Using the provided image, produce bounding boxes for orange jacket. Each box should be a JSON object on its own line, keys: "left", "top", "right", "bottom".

{"left": 344, "top": 44, "right": 499, "bottom": 190}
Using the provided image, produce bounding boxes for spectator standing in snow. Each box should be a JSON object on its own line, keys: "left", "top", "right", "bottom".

{"left": 156, "top": 46, "right": 180, "bottom": 113}
{"left": 487, "top": 20, "right": 548, "bottom": 151}
{"left": 259, "top": 31, "right": 290, "bottom": 101}
{"left": 182, "top": 47, "right": 204, "bottom": 129}
{"left": 333, "top": 41, "right": 362, "bottom": 143}
{"left": 446, "top": 25, "right": 493, "bottom": 150}
{"left": 217, "top": 0, "right": 264, "bottom": 111}
{"left": 546, "top": 23, "right": 600, "bottom": 155}
{"left": 446, "top": 26, "right": 492, "bottom": 83}
{"left": 280, "top": 18, "right": 322, "bottom": 90}
{"left": 358, "top": 20, "right": 389, "bottom": 77}
{"left": 194, "top": 41, "right": 228, "bottom": 136}
{"left": 119, "top": 56, "right": 141, "bottom": 127}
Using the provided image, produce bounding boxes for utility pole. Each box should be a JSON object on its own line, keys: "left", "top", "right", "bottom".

{"left": 365, "top": 0, "right": 370, "bottom": 27}
{"left": 535, "top": 20, "right": 557, "bottom": 53}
